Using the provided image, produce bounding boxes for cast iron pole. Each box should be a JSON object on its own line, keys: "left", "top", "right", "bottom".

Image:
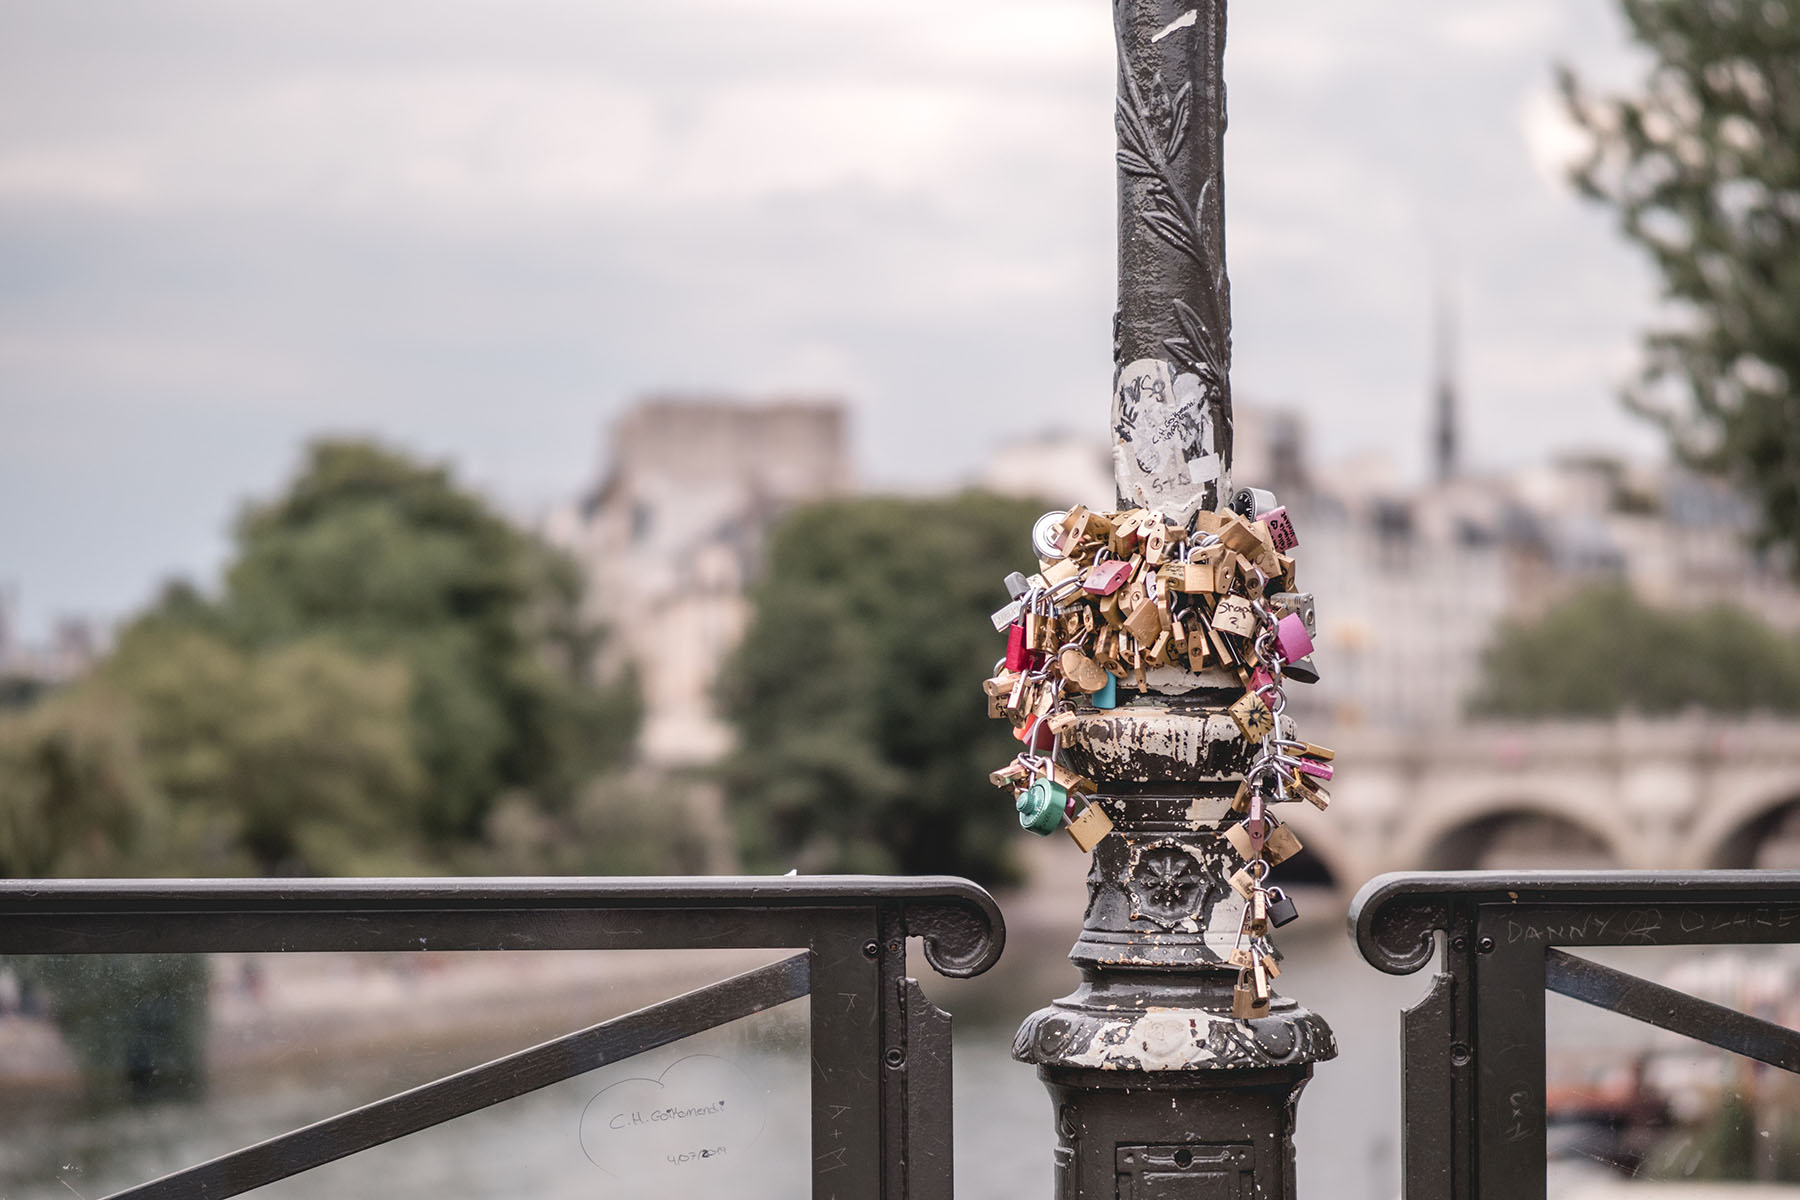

{"left": 1013, "top": 4, "right": 1335, "bottom": 1196}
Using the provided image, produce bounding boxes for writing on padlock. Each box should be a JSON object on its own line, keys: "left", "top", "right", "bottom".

{"left": 1065, "top": 800, "right": 1114, "bottom": 852}
{"left": 1262, "top": 506, "right": 1299, "bottom": 553}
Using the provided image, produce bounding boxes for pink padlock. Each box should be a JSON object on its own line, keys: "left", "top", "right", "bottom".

{"left": 1263, "top": 506, "right": 1299, "bottom": 553}
{"left": 1083, "top": 559, "right": 1134, "bottom": 596}
{"left": 1274, "top": 612, "right": 1314, "bottom": 664}
{"left": 1250, "top": 666, "right": 1278, "bottom": 699}
{"left": 1297, "top": 757, "right": 1334, "bottom": 782}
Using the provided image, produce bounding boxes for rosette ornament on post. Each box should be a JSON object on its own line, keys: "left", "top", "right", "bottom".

{"left": 980, "top": 3, "right": 1336, "bottom": 1196}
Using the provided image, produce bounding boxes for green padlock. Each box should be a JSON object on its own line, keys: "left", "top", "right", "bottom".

{"left": 1017, "top": 778, "right": 1068, "bottom": 836}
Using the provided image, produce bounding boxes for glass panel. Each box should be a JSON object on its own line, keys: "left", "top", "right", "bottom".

{"left": 0, "top": 949, "right": 808, "bottom": 1200}
{"left": 1546, "top": 944, "right": 1800, "bottom": 1197}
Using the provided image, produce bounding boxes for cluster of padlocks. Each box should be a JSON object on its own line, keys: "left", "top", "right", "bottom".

{"left": 983, "top": 489, "right": 1332, "bottom": 1019}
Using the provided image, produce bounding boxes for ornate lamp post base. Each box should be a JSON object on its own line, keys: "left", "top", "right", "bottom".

{"left": 1013, "top": 698, "right": 1336, "bottom": 1198}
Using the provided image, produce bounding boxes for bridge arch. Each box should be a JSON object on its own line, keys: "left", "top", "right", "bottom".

{"left": 1274, "top": 807, "right": 1362, "bottom": 895}
{"left": 1697, "top": 783, "right": 1800, "bottom": 869}
{"left": 1405, "top": 799, "right": 1627, "bottom": 872}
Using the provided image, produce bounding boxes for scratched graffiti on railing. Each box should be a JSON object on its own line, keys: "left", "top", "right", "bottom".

{"left": 579, "top": 1053, "right": 765, "bottom": 1182}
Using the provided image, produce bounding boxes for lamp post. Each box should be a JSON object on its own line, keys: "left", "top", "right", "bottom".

{"left": 1011, "top": 4, "right": 1336, "bottom": 1195}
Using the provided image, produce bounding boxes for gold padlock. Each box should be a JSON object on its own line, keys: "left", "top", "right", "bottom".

{"left": 1065, "top": 803, "right": 1114, "bottom": 853}
{"left": 1264, "top": 823, "right": 1304, "bottom": 865}
{"left": 1228, "top": 691, "right": 1275, "bottom": 741}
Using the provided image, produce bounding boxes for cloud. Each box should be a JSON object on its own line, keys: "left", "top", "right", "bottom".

{"left": 0, "top": 0, "right": 1664, "bottom": 637}
{"left": 1518, "top": 83, "right": 1592, "bottom": 194}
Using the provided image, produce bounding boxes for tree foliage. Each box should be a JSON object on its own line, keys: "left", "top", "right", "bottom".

{"left": 720, "top": 492, "right": 1045, "bottom": 884}
{"left": 1562, "top": 0, "right": 1800, "bottom": 562}
{"left": 0, "top": 438, "right": 645, "bottom": 878}
{"left": 1472, "top": 582, "right": 1800, "bottom": 716}
{"left": 210, "top": 440, "right": 639, "bottom": 840}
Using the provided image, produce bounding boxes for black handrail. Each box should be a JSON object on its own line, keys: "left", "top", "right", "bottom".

{"left": 1351, "top": 870, "right": 1800, "bottom": 1200}
{"left": 0, "top": 875, "right": 1005, "bottom": 1200}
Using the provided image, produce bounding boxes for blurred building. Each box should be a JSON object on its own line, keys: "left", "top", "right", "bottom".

{"left": 0, "top": 589, "right": 100, "bottom": 701}
{"left": 548, "top": 397, "right": 852, "bottom": 765}
{"left": 977, "top": 405, "right": 1799, "bottom": 731}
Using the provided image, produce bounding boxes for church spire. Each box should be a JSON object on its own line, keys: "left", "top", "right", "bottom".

{"left": 1432, "top": 284, "right": 1459, "bottom": 482}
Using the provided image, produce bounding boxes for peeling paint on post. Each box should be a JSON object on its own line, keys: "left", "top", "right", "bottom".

{"left": 1014, "top": 3, "right": 1334, "bottom": 1196}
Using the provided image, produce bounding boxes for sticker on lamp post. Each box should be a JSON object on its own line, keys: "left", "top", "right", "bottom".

{"left": 1111, "top": 357, "right": 1219, "bottom": 523}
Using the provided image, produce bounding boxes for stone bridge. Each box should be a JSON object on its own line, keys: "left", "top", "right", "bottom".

{"left": 1274, "top": 716, "right": 1800, "bottom": 892}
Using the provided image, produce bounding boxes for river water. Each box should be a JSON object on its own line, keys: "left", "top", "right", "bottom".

{"left": 1, "top": 891, "right": 1792, "bottom": 1199}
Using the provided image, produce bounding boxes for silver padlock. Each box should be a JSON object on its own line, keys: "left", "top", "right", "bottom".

{"left": 1231, "top": 487, "right": 1278, "bottom": 520}
{"left": 1031, "top": 510, "right": 1070, "bottom": 560}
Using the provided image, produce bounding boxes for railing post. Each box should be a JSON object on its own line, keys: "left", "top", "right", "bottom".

{"left": 1012, "top": 4, "right": 1336, "bottom": 1196}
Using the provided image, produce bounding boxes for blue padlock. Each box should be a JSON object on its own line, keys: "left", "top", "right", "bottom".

{"left": 1091, "top": 672, "right": 1118, "bottom": 710}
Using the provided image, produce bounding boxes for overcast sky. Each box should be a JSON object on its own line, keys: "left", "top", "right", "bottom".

{"left": 2, "top": 0, "right": 1660, "bottom": 639}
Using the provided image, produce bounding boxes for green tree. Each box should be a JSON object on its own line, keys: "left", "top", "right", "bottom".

{"left": 720, "top": 492, "right": 1045, "bottom": 883}
{"left": 1472, "top": 582, "right": 1800, "bottom": 715}
{"left": 169, "top": 439, "right": 639, "bottom": 847}
{"left": 0, "top": 688, "right": 165, "bottom": 878}
{"left": 1562, "top": 1, "right": 1800, "bottom": 562}
{"left": 103, "top": 624, "right": 428, "bottom": 875}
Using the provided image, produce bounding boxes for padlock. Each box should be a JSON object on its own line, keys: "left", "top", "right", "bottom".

{"left": 1091, "top": 672, "right": 1118, "bottom": 710}
{"left": 1227, "top": 946, "right": 1255, "bottom": 969}
{"left": 1042, "top": 557, "right": 1082, "bottom": 587}
{"left": 1186, "top": 635, "right": 1209, "bottom": 671}
{"left": 1262, "top": 505, "right": 1299, "bottom": 552}
{"left": 1223, "top": 819, "right": 1268, "bottom": 862}
{"left": 1060, "top": 647, "right": 1110, "bottom": 694}
{"left": 1247, "top": 888, "right": 1270, "bottom": 937}
{"left": 1004, "top": 620, "right": 1032, "bottom": 671}
{"left": 1016, "top": 777, "right": 1067, "bottom": 836}
{"left": 1270, "top": 592, "right": 1316, "bottom": 636}
{"left": 990, "top": 597, "right": 1025, "bottom": 632}
{"left": 1274, "top": 612, "right": 1314, "bottom": 664}
{"left": 1048, "top": 762, "right": 1096, "bottom": 794}
{"left": 1265, "top": 886, "right": 1300, "bottom": 928}
{"left": 1143, "top": 524, "right": 1168, "bottom": 566}
{"left": 1231, "top": 487, "right": 1278, "bottom": 520}
{"left": 1032, "top": 510, "right": 1070, "bottom": 560}
{"left": 1015, "top": 715, "right": 1055, "bottom": 752}
{"left": 1231, "top": 968, "right": 1269, "bottom": 1019}
{"left": 1210, "top": 595, "right": 1258, "bottom": 638}
{"left": 1297, "top": 757, "right": 1334, "bottom": 783}
{"left": 1218, "top": 513, "right": 1266, "bottom": 559}
{"left": 1263, "top": 823, "right": 1303, "bottom": 865}
{"left": 988, "top": 759, "right": 1029, "bottom": 790}
{"left": 1252, "top": 955, "right": 1271, "bottom": 1001}
{"left": 1292, "top": 772, "right": 1331, "bottom": 811}
{"left": 1004, "top": 570, "right": 1031, "bottom": 598}
{"left": 1065, "top": 801, "right": 1114, "bottom": 852}
{"left": 1123, "top": 596, "right": 1162, "bottom": 644}
{"left": 1083, "top": 558, "right": 1133, "bottom": 596}
{"left": 1227, "top": 691, "right": 1275, "bottom": 741}
{"left": 1283, "top": 654, "right": 1321, "bottom": 685}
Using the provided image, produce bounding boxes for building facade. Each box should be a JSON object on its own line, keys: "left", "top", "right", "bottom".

{"left": 548, "top": 397, "right": 852, "bottom": 766}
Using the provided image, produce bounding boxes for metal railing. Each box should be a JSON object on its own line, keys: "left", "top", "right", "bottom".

{"left": 0, "top": 875, "right": 1004, "bottom": 1200}
{"left": 1351, "top": 870, "right": 1800, "bottom": 1200}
